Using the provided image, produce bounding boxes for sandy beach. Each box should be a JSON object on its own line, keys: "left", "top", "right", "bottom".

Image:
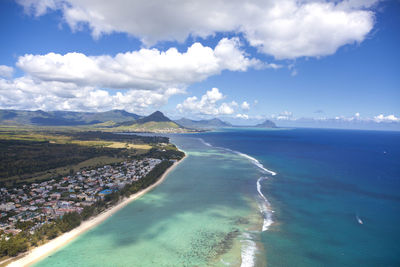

{"left": 7, "top": 155, "right": 186, "bottom": 267}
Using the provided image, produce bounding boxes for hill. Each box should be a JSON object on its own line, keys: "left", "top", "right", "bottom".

{"left": 175, "top": 118, "right": 232, "bottom": 129}
{"left": 175, "top": 117, "right": 277, "bottom": 129}
{"left": 254, "top": 119, "right": 277, "bottom": 128}
{"left": 111, "top": 111, "right": 190, "bottom": 133}
{"left": 136, "top": 111, "right": 172, "bottom": 123}
{"left": 0, "top": 109, "right": 140, "bottom": 126}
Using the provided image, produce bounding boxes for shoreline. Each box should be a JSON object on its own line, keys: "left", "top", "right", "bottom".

{"left": 7, "top": 154, "right": 187, "bottom": 267}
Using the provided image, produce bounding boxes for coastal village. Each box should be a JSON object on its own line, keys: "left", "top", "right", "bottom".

{"left": 0, "top": 158, "right": 162, "bottom": 237}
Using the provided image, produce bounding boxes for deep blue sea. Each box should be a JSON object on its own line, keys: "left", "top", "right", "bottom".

{"left": 196, "top": 128, "right": 400, "bottom": 266}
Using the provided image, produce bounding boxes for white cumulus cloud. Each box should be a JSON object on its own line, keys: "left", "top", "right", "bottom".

{"left": 16, "top": 0, "right": 377, "bottom": 59}
{"left": 236, "top": 113, "right": 249, "bottom": 119}
{"left": 16, "top": 38, "right": 259, "bottom": 91}
{"left": 373, "top": 114, "right": 400, "bottom": 123}
{"left": 241, "top": 101, "right": 250, "bottom": 110}
{"left": 272, "top": 110, "right": 294, "bottom": 120}
{"left": 1, "top": 38, "right": 260, "bottom": 113}
{"left": 0, "top": 65, "right": 14, "bottom": 79}
{"left": 0, "top": 76, "right": 179, "bottom": 113}
{"left": 177, "top": 88, "right": 237, "bottom": 116}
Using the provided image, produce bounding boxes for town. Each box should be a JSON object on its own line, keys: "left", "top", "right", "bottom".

{"left": 0, "top": 158, "right": 162, "bottom": 237}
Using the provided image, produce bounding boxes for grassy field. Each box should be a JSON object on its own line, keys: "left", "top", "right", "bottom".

{"left": 0, "top": 127, "right": 161, "bottom": 185}
{"left": 2, "top": 156, "right": 126, "bottom": 184}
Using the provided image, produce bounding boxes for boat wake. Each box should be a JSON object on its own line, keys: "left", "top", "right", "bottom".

{"left": 356, "top": 214, "right": 363, "bottom": 225}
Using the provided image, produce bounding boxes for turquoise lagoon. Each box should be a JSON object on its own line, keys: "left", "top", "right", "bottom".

{"left": 34, "top": 134, "right": 271, "bottom": 266}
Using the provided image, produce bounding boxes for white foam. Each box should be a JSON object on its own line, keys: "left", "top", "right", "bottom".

{"left": 240, "top": 232, "right": 257, "bottom": 267}
{"left": 235, "top": 152, "right": 277, "bottom": 176}
{"left": 198, "top": 138, "right": 212, "bottom": 147}
{"left": 257, "top": 177, "right": 273, "bottom": 231}
{"left": 197, "top": 137, "right": 276, "bottom": 231}
{"left": 198, "top": 138, "right": 276, "bottom": 176}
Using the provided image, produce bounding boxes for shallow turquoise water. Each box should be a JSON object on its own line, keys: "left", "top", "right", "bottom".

{"left": 35, "top": 136, "right": 265, "bottom": 267}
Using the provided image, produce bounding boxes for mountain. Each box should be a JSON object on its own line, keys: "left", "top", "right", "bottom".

{"left": 136, "top": 111, "right": 172, "bottom": 123}
{"left": 0, "top": 109, "right": 141, "bottom": 126}
{"left": 254, "top": 119, "right": 277, "bottom": 128}
{"left": 111, "top": 111, "right": 190, "bottom": 133}
{"left": 175, "top": 118, "right": 232, "bottom": 129}
{"left": 175, "top": 117, "right": 277, "bottom": 129}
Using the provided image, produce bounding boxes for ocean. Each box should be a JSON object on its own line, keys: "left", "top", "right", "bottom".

{"left": 34, "top": 128, "right": 400, "bottom": 266}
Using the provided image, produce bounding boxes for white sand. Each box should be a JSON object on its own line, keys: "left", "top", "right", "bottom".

{"left": 8, "top": 155, "right": 186, "bottom": 267}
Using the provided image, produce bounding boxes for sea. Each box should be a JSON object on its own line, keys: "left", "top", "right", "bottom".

{"left": 34, "top": 128, "right": 400, "bottom": 266}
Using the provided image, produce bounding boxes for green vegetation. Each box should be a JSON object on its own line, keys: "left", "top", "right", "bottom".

{"left": 110, "top": 121, "right": 184, "bottom": 132}
{"left": 0, "top": 139, "right": 123, "bottom": 182}
{"left": 0, "top": 124, "right": 186, "bottom": 262}
{"left": 0, "top": 122, "right": 187, "bottom": 263}
{"left": 0, "top": 129, "right": 170, "bottom": 185}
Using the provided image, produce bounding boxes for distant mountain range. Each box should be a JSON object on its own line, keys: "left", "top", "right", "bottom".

{"left": 0, "top": 109, "right": 277, "bottom": 132}
{"left": 174, "top": 118, "right": 232, "bottom": 129}
{"left": 0, "top": 109, "right": 140, "bottom": 126}
{"left": 175, "top": 117, "right": 276, "bottom": 129}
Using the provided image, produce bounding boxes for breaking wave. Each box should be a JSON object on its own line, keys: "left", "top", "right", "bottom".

{"left": 240, "top": 232, "right": 257, "bottom": 267}
{"left": 198, "top": 137, "right": 276, "bottom": 232}
{"left": 257, "top": 177, "right": 273, "bottom": 231}
{"left": 198, "top": 137, "right": 276, "bottom": 266}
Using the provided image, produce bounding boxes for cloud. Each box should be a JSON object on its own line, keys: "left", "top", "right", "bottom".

{"left": 0, "top": 76, "right": 179, "bottom": 113}
{"left": 241, "top": 101, "right": 250, "bottom": 110}
{"left": 176, "top": 88, "right": 237, "bottom": 116}
{"left": 17, "top": 38, "right": 259, "bottom": 91}
{"left": 271, "top": 113, "right": 400, "bottom": 124}
{"left": 272, "top": 110, "right": 294, "bottom": 120}
{"left": 16, "top": 0, "right": 57, "bottom": 16}
{"left": 0, "top": 65, "right": 14, "bottom": 79}
{"left": 373, "top": 114, "right": 400, "bottom": 123}
{"left": 17, "top": 0, "right": 377, "bottom": 59}
{"left": 236, "top": 113, "right": 249, "bottom": 119}
{"left": 0, "top": 38, "right": 260, "bottom": 113}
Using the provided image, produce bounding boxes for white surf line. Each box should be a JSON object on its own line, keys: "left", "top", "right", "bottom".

{"left": 198, "top": 138, "right": 212, "bottom": 147}
{"left": 240, "top": 232, "right": 257, "bottom": 267}
{"left": 197, "top": 138, "right": 277, "bottom": 176}
{"left": 257, "top": 177, "right": 274, "bottom": 231}
{"left": 234, "top": 151, "right": 277, "bottom": 176}
{"left": 198, "top": 137, "right": 275, "bottom": 266}
{"left": 197, "top": 137, "right": 277, "bottom": 232}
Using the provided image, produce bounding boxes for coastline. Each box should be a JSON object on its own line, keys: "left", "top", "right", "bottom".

{"left": 7, "top": 154, "right": 187, "bottom": 267}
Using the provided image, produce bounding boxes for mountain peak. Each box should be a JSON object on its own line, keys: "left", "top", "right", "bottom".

{"left": 136, "top": 111, "right": 171, "bottom": 123}
{"left": 255, "top": 119, "right": 277, "bottom": 128}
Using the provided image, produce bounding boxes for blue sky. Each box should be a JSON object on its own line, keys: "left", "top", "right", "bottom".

{"left": 0, "top": 0, "right": 399, "bottom": 128}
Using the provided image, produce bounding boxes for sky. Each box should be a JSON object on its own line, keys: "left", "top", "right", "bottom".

{"left": 0, "top": 0, "right": 399, "bottom": 128}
